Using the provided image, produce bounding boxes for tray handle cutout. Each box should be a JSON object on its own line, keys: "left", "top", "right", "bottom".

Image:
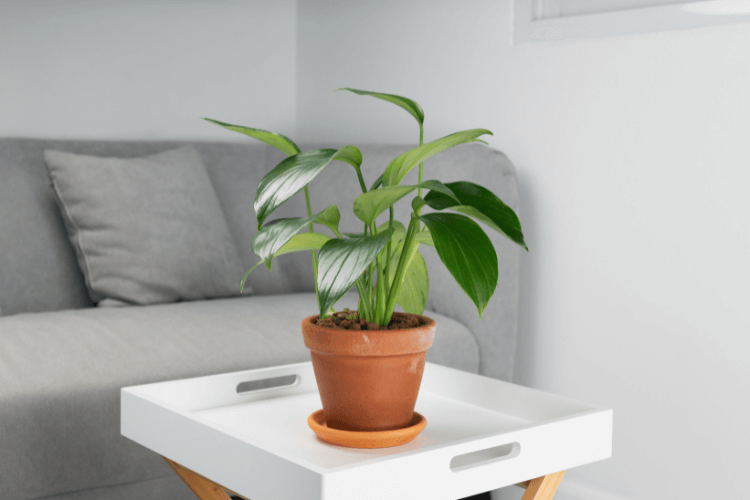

{"left": 449, "top": 442, "right": 520, "bottom": 473}
{"left": 236, "top": 374, "right": 299, "bottom": 394}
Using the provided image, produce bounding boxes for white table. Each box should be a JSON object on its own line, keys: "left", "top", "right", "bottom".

{"left": 121, "top": 360, "right": 612, "bottom": 500}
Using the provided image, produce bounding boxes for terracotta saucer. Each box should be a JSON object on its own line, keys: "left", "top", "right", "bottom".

{"left": 307, "top": 409, "right": 427, "bottom": 449}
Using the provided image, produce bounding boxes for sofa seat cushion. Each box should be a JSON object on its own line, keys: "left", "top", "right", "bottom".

{"left": 0, "top": 293, "right": 479, "bottom": 500}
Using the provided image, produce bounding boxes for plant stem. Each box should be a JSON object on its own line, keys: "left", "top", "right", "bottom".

{"left": 363, "top": 224, "right": 375, "bottom": 319}
{"left": 383, "top": 217, "right": 420, "bottom": 324}
{"left": 417, "top": 123, "right": 424, "bottom": 230}
{"left": 384, "top": 206, "right": 394, "bottom": 290}
{"left": 355, "top": 279, "right": 374, "bottom": 321}
{"left": 371, "top": 222, "right": 388, "bottom": 325}
{"left": 354, "top": 165, "right": 368, "bottom": 194}
{"left": 304, "top": 186, "right": 320, "bottom": 312}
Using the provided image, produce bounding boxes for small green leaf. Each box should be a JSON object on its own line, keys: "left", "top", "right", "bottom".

{"left": 202, "top": 118, "right": 300, "bottom": 157}
{"left": 412, "top": 196, "right": 427, "bottom": 212}
{"left": 331, "top": 145, "right": 363, "bottom": 169}
{"left": 275, "top": 232, "right": 331, "bottom": 257}
{"left": 254, "top": 147, "right": 360, "bottom": 228}
{"left": 378, "top": 220, "right": 406, "bottom": 243}
{"left": 418, "top": 213, "right": 498, "bottom": 320}
{"left": 314, "top": 205, "right": 341, "bottom": 235}
{"left": 383, "top": 129, "right": 493, "bottom": 186}
{"left": 251, "top": 212, "right": 321, "bottom": 270}
{"left": 413, "top": 229, "right": 434, "bottom": 247}
{"left": 354, "top": 185, "right": 413, "bottom": 226}
{"left": 334, "top": 88, "right": 424, "bottom": 125}
{"left": 376, "top": 220, "right": 407, "bottom": 272}
{"left": 240, "top": 260, "right": 264, "bottom": 293}
{"left": 317, "top": 228, "right": 394, "bottom": 317}
{"left": 390, "top": 249, "right": 429, "bottom": 315}
{"left": 353, "top": 180, "right": 457, "bottom": 226}
{"left": 242, "top": 233, "right": 332, "bottom": 292}
{"left": 423, "top": 181, "right": 527, "bottom": 250}
{"left": 343, "top": 232, "right": 365, "bottom": 239}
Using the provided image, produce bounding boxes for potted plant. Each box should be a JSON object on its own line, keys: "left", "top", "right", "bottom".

{"left": 204, "top": 88, "right": 527, "bottom": 438}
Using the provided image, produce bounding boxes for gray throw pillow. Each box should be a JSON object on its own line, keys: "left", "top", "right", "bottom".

{"left": 43, "top": 145, "right": 249, "bottom": 305}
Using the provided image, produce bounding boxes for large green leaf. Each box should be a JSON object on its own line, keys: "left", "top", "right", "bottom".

{"left": 423, "top": 181, "right": 527, "bottom": 250}
{"left": 251, "top": 211, "right": 326, "bottom": 270}
{"left": 202, "top": 118, "right": 300, "bottom": 156}
{"left": 240, "top": 233, "right": 331, "bottom": 293}
{"left": 314, "top": 205, "right": 341, "bottom": 235}
{"left": 334, "top": 88, "right": 424, "bottom": 125}
{"left": 383, "top": 129, "right": 493, "bottom": 186}
{"left": 254, "top": 146, "right": 362, "bottom": 228}
{"left": 316, "top": 228, "right": 394, "bottom": 317}
{"left": 353, "top": 180, "right": 458, "bottom": 226}
{"left": 418, "top": 213, "right": 498, "bottom": 320}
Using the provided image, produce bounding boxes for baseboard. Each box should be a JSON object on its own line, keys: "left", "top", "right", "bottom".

{"left": 490, "top": 478, "right": 629, "bottom": 500}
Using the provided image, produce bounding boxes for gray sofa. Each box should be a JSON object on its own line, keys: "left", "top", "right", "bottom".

{"left": 0, "top": 138, "right": 521, "bottom": 500}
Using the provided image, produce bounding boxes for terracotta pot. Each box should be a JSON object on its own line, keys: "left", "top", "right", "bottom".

{"left": 301, "top": 312, "right": 436, "bottom": 432}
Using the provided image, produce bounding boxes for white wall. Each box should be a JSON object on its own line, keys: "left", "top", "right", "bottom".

{"left": 0, "top": 0, "right": 297, "bottom": 141}
{"left": 297, "top": 1, "right": 750, "bottom": 499}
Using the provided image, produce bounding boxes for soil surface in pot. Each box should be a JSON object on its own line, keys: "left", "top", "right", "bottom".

{"left": 314, "top": 310, "right": 427, "bottom": 330}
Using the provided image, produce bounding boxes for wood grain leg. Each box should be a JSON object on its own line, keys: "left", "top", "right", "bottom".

{"left": 517, "top": 470, "right": 566, "bottom": 500}
{"left": 163, "top": 457, "right": 235, "bottom": 500}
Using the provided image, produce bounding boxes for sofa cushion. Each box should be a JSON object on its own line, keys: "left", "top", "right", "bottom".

{"left": 0, "top": 292, "right": 479, "bottom": 500}
{"left": 42, "top": 145, "right": 247, "bottom": 305}
{"left": 0, "top": 139, "right": 283, "bottom": 317}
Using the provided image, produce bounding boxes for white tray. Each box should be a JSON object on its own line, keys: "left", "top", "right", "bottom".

{"left": 121, "top": 360, "right": 612, "bottom": 500}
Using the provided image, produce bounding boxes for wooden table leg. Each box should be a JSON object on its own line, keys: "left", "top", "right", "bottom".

{"left": 163, "top": 457, "right": 236, "bottom": 500}
{"left": 517, "top": 471, "right": 566, "bottom": 500}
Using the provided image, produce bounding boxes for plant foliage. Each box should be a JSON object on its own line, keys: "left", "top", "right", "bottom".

{"left": 205, "top": 88, "right": 527, "bottom": 325}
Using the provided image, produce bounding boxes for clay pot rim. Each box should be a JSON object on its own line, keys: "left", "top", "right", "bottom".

{"left": 301, "top": 312, "right": 437, "bottom": 356}
{"left": 302, "top": 312, "right": 436, "bottom": 332}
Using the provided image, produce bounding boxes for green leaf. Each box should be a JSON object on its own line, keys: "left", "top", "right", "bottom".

{"left": 353, "top": 180, "right": 457, "bottom": 226}
{"left": 449, "top": 206, "right": 503, "bottom": 233}
{"left": 423, "top": 181, "right": 527, "bottom": 250}
{"left": 314, "top": 205, "right": 341, "bottom": 235}
{"left": 332, "top": 145, "right": 363, "bottom": 169}
{"left": 370, "top": 173, "right": 384, "bottom": 191}
{"left": 251, "top": 211, "right": 321, "bottom": 270}
{"left": 376, "top": 220, "right": 407, "bottom": 272}
{"left": 418, "top": 213, "right": 498, "bottom": 320}
{"left": 202, "top": 118, "right": 300, "bottom": 157}
{"left": 254, "top": 147, "right": 361, "bottom": 228}
{"left": 316, "top": 228, "right": 394, "bottom": 317}
{"left": 378, "top": 220, "right": 406, "bottom": 244}
{"left": 275, "top": 232, "right": 331, "bottom": 256}
{"left": 391, "top": 249, "right": 429, "bottom": 315}
{"left": 343, "top": 232, "right": 365, "bottom": 239}
{"left": 240, "top": 260, "right": 264, "bottom": 293}
{"left": 413, "top": 229, "right": 434, "bottom": 247}
{"left": 334, "top": 88, "right": 424, "bottom": 125}
{"left": 383, "top": 129, "right": 493, "bottom": 186}
{"left": 241, "top": 233, "right": 331, "bottom": 292}
{"left": 412, "top": 196, "right": 427, "bottom": 212}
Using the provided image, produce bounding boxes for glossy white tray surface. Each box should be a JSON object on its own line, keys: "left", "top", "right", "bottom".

{"left": 121, "top": 361, "right": 612, "bottom": 500}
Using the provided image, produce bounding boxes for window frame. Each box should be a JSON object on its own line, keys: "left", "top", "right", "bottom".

{"left": 512, "top": 0, "right": 750, "bottom": 45}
